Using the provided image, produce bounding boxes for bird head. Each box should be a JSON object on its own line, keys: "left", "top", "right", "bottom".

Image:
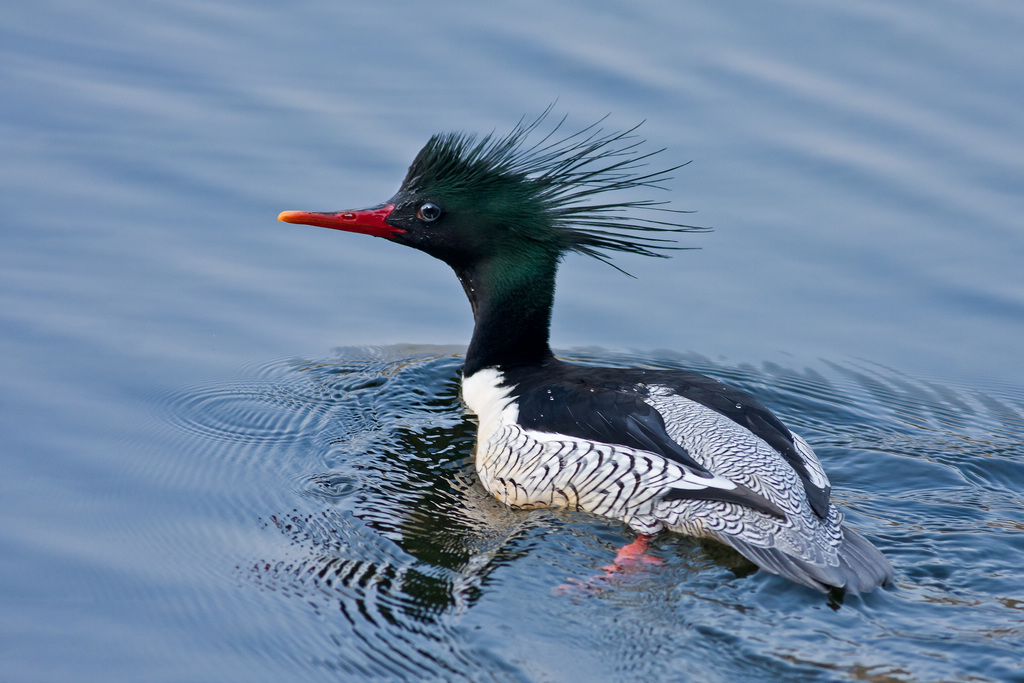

{"left": 279, "top": 112, "right": 707, "bottom": 279}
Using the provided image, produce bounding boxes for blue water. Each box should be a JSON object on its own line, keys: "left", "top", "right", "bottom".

{"left": 3, "top": 1, "right": 1024, "bottom": 681}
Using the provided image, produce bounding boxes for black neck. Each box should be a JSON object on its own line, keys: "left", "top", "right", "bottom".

{"left": 457, "top": 258, "right": 557, "bottom": 376}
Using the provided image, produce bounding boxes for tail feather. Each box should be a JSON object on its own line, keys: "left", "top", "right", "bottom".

{"left": 725, "top": 525, "right": 893, "bottom": 594}
{"left": 835, "top": 526, "right": 894, "bottom": 593}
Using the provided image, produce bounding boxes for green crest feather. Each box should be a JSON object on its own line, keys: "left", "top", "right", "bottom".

{"left": 401, "top": 108, "right": 709, "bottom": 274}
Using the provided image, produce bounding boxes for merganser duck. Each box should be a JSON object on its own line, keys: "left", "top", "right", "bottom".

{"left": 279, "top": 114, "right": 894, "bottom": 593}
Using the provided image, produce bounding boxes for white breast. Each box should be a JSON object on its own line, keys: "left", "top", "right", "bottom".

{"left": 461, "top": 367, "right": 519, "bottom": 442}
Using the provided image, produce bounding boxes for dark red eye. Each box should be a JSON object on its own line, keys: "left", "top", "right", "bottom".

{"left": 416, "top": 202, "right": 442, "bottom": 222}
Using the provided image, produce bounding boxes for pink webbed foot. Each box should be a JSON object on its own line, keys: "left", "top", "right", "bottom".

{"left": 555, "top": 534, "right": 662, "bottom": 595}
{"left": 602, "top": 533, "right": 663, "bottom": 570}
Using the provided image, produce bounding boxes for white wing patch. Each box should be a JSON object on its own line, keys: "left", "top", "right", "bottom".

{"left": 644, "top": 385, "right": 806, "bottom": 501}
{"left": 643, "top": 385, "right": 842, "bottom": 555}
{"left": 792, "top": 431, "right": 830, "bottom": 490}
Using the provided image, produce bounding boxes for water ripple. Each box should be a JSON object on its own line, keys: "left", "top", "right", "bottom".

{"left": 159, "top": 345, "right": 1024, "bottom": 681}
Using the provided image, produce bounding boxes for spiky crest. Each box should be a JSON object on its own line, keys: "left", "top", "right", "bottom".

{"left": 401, "top": 108, "right": 709, "bottom": 274}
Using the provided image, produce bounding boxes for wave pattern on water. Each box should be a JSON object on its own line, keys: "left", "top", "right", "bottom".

{"left": 166, "top": 345, "right": 1024, "bottom": 682}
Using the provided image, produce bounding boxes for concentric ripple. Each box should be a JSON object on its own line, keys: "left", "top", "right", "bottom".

{"left": 161, "top": 379, "right": 320, "bottom": 445}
